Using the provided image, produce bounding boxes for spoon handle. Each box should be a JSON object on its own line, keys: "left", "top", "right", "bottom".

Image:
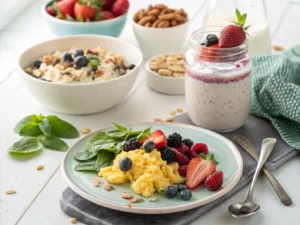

{"left": 246, "top": 138, "right": 277, "bottom": 201}
{"left": 233, "top": 135, "right": 292, "bottom": 206}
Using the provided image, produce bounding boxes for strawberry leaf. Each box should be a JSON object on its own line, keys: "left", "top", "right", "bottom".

{"left": 198, "top": 153, "right": 219, "bottom": 165}
{"left": 94, "top": 11, "right": 102, "bottom": 21}
{"left": 52, "top": 2, "right": 63, "bottom": 19}
{"left": 66, "top": 14, "right": 75, "bottom": 21}
{"left": 77, "top": 15, "right": 83, "bottom": 22}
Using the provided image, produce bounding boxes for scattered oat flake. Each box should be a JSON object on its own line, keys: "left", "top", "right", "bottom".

{"left": 122, "top": 192, "right": 132, "bottom": 199}
{"left": 5, "top": 190, "right": 16, "bottom": 195}
{"left": 81, "top": 128, "right": 91, "bottom": 134}
{"left": 166, "top": 117, "right": 174, "bottom": 122}
{"left": 104, "top": 183, "right": 113, "bottom": 191}
{"left": 273, "top": 45, "right": 283, "bottom": 51}
{"left": 70, "top": 217, "right": 77, "bottom": 224}
{"left": 127, "top": 202, "right": 132, "bottom": 207}
{"left": 169, "top": 110, "right": 176, "bottom": 116}
{"left": 154, "top": 118, "right": 163, "bottom": 122}
{"left": 177, "top": 108, "right": 184, "bottom": 113}
{"left": 36, "top": 164, "right": 44, "bottom": 171}
{"left": 149, "top": 196, "right": 156, "bottom": 202}
{"left": 130, "top": 196, "right": 141, "bottom": 203}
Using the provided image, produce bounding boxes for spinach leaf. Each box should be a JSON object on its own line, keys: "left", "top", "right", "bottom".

{"left": 14, "top": 115, "right": 34, "bottom": 133}
{"left": 112, "top": 123, "right": 127, "bottom": 131}
{"left": 74, "top": 163, "right": 97, "bottom": 171}
{"left": 38, "top": 118, "right": 51, "bottom": 136}
{"left": 137, "top": 127, "right": 152, "bottom": 140}
{"left": 39, "top": 135, "right": 69, "bottom": 152}
{"left": 19, "top": 121, "right": 43, "bottom": 137}
{"left": 106, "top": 129, "right": 127, "bottom": 139}
{"left": 47, "top": 115, "right": 79, "bottom": 139}
{"left": 85, "top": 132, "right": 115, "bottom": 151}
{"left": 74, "top": 151, "right": 98, "bottom": 161}
{"left": 95, "top": 151, "right": 115, "bottom": 171}
{"left": 115, "top": 141, "right": 125, "bottom": 155}
{"left": 9, "top": 137, "right": 43, "bottom": 154}
{"left": 90, "top": 142, "right": 116, "bottom": 153}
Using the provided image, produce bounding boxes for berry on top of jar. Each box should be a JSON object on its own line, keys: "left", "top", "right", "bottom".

{"left": 133, "top": 4, "right": 188, "bottom": 28}
{"left": 46, "top": 0, "right": 129, "bottom": 22}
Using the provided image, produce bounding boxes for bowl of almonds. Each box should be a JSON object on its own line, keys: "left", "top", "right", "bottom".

{"left": 146, "top": 53, "right": 185, "bottom": 95}
{"left": 133, "top": 4, "right": 189, "bottom": 59}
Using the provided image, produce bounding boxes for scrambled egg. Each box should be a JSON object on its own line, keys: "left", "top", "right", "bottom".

{"left": 98, "top": 149, "right": 184, "bottom": 197}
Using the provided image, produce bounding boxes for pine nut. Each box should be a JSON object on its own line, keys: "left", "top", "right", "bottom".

{"left": 81, "top": 128, "right": 91, "bottom": 134}
{"left": 36, "top": 164, "right": 44, "bottom": 171}
{"left": 5, "top": 190, "right": 16, "bottom": 195}
{"left": 70, "top": 217, "right": 77, "bottom": 224}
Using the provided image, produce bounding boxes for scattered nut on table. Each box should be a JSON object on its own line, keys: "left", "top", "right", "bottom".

{"left": 166, "top": 117, "right": 174, "bottom": 122}
{"left": 154, "top": 118, "right": 163, "bottom": 122}
{"left": 36, "top": 164, "right": 44, "bottom": 171}
{"left": 273, "top": 45, "right": 283, "bottom": 51}
{"left": 5, "top": 190, "right": 16, "bottom": 195}
{"left": 177, "top": 108, "right": 184, "bottom": 113}
{"left": 81, "top": 128, "right": 91, "bottom": 134}
{"left": 169, "top": 110, "right": 176, "bottom": 116}
{"left": 70, "top": 217, "right": 77, "bottom": 224}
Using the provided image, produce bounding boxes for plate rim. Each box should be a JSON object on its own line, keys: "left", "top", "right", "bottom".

{"left": 61, "top": 122, "right": 243, "bottom": 214}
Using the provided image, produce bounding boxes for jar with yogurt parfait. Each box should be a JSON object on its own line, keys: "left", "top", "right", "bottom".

{"left": 185, "top": 26, "right": 252, "bottom": 132}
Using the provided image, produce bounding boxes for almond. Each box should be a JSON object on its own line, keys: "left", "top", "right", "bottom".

{"left": 138, "top": 16, "right": 156, "bottom": 26}
{"left": 273, "top": 45, "right": 283, "bottom": 51}
{"left": 158, "top": 13, "right": 174, "bottom": 20}
{"left": 157, "top": 20, "right": 170, "bottom": 28}
{"left": 147, "top": 8, "right": 160, "bottom": 16}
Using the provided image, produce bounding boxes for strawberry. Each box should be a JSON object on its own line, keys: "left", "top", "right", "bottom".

{"left": 101, "top": 11, "right": 115, "bottom": 20}
{"left": 103, "top": 0, "right": 116, "bottom": 10}
{"left": 186, "top": 157, "right": 217, "bottom": 190}
{"left": 74, "top": 3, "right": 97, "bottom": 21}
{"left": 205, "top": 171, "right": 223, "bottom": 191}
{"left": 52, "top": 0, "right": 77, "bottom": 18}
{"left": 199, "top": 44, "right": 222, "bottom": 62}
{"left": 190, "top": 143, "right": 209, "bottom": 158}
{"left": 170, "top": 148, "right": 190, "bottom": 166}
{"left": 175, "top": 143, "right": 190, "bottom": 158}
{"left": 140, "top": 130, "right": 166, "bottom": 149}
{"left": 46, "top": 6, "right": 56, "bottom": 16}
{"left": 218, "top": 9, "right": 249, "bottom": 48}
{"left": 178, "top": 165, "right": 188, "bottom": 177}
{"left": 111, "top": 0, "right": 129, "bottom": 16}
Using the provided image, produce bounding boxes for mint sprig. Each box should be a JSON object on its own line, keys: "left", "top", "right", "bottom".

{"left": 232, "top": 9, "right": 250, "bottom": 35}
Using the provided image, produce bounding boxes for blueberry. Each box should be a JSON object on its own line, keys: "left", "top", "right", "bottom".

{"left": 179, "top": 189, "right": 192, "bottom": 201}
{"left": 204, "top": 34, "right": 219, "bottom": 47}
{"left": 128, "top": 64, "right": 135, "bottom": 70}
{"left": 164, "top": 186, "right": 178, "bottom": 199}
{"left": 118, "top": 157, "right": 132, "bottom": 171}
{"left": 33, "top": 60, "right": 43, "bottom": 69}
{"left": 177, "top": 184, "right": 187, "bottom": 192}
{"left": 62, "top": 52, "right": 73, "bottom": 62}
{"left": 74, "top": 56, "right": 88, "bottom": 68}
{"left": 74, "top": 49, "right": 84, "bottom": 57}
{"left": 143, "top": 140, "right": 155, "bottom": 153}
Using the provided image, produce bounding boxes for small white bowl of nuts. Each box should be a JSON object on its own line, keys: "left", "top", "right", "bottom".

{"left": 133, "top": 4, "right": 189, "bottom": 59}
{"left": 146, "top": 53, "right": 185, "bottom": 95}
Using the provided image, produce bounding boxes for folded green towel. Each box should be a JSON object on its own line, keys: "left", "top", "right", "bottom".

{"left": 251, "top": 45, "right": 300, "bottom": 150}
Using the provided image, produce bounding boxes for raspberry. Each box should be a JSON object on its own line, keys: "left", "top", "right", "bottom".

{"left": 166, "top": 132, "right": 182, "bottom": 147}
{"left": 175, "top": 143, "right": 190, "bottom": 158}
{"left": 170, "top": 148, "right": 190, "bottom": 166}
{"left": 205, "top": 171, "right": 223, "bottom": 191}
{"left": 178, "top": 165, "right": 188, "bottom": 177}
{"left": 160, "top": 147, "right": 176, "bottom": 164}
{"left": 111, "top": 0, "right": 129, "bottom": 16}
{"left": 190, "top": 143, "right": 209, "bottom": 158}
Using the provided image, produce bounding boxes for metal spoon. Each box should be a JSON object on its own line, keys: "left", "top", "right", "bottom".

{"left": 228, "top": 138, "right": 277, "bottom": 218}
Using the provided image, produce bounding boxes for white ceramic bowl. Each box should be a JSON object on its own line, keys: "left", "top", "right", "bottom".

{"left": 132, "top": 19, "right": 189, "bottom": 60}
{"left": 146, "top": 54, "right": 185, "bottom": 95}
{"left": 18, "top": 35, "right": 143, "bottom": 115}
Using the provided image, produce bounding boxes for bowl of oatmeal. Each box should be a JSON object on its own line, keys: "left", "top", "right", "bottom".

{"left": 18, "top": 35, "right": 143, "bottom": 115}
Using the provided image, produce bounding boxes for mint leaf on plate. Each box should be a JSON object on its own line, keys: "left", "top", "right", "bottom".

{"left": 9, "top": 137, "right": 43, "bottom": 154}
{"left": 39, "top": 135, "right": 69, "bottom": 152}
{"left": 47, "top": 115, "right": 79, "bottom": 139}
{"left": 38, "top": 118, "right": 51, "bottom": 136}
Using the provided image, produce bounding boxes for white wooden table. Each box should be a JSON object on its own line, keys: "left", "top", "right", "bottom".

{"left": 1, "top": 0, "right": 300, "bottom": 224}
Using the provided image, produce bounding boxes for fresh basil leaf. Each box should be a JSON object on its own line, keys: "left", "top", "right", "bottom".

{"left": 74, "top": 151, "right": 98, "bottom": 161}
{"left": 105, "top": 129, "right": 127, "bottom": 139}
{"left": 47, "top": 115, "right": 79, "bottom": 139}
{"left": 19, "top": 121, "right": 43, "bottom": 137}
{"left": 74, "top": 163, "right": 97, "bottom": 171}
{"left": 95, "top": 151, "right": 115, "bottom": 171}
{"left": 137, "top": 127, "right": 152, "bottom": 140}
{"left": 14, "top": 115, "right": 34, "bottom": 133}
{"left": 38, "top": 118, "right": 51, "bottom": 136}
{"left": 9, "top": 137, "right": 43, "bottom": 154}
{"left": 113, "top": 123, "right": 127, "bottom": 131}
{"left": 85, "top": 132, "right": 115, "bottom": 151}
{"left": 39, "top": 135, "right": 69, "bottom": 152}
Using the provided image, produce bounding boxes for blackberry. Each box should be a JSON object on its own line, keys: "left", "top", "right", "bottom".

{"left": 123, "top": 138, "right": 141, "bottom": 152}
{"left": 182, "top": 138, "right": 194, "bottom": 148}
{"left": 160, "top": 147, "right": 176, "bottom": 164}
{"left": 166, "top": 132, "right": 182, "bottom": 147}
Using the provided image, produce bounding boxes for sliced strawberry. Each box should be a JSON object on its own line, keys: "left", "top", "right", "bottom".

{"left": 199, "top": 44, "right": 222, "bottom": 62}
{"left": 53, "top": 0, "right": 77, "bottom": 18}
{"left": 186, "top": 157, "right": 216, "bottom": 190}
{"left": 175, "top": 143, "right": 190, "bottom": 158}
{"left": 190, "top": 143, "right": 209, "bottom": 158}
{"left": 74, "top": 3, "right": 97, "bottom": 21}
{"left": 140, "top": 130, "right": 166, "bottom": 149}
{"left": 46, "top": 6, "right": 56, "bottom": 16}
{"left": 103, "top": 0, "right": 116, "bottom": 10}
{"left": 170, "top": 148, "right": 190, "bottom": 166}
{"left": 205, "top": 171, "right": 223, "bottom": 191}
{"left": 111, "top": 0, "right": 129, "bottom": 16}
{"left": 178, "top": 165, "right": 188, "bottom": 177}
{"left": 101, "top": 11, "right": 115, "bottom": 20}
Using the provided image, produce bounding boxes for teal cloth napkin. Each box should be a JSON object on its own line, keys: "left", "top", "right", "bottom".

{"left": 251, "top": 45, "right": 300, "bottom": 150}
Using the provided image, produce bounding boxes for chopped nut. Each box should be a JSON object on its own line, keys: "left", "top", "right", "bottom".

{"left": 273, "top": 45, "right": 283, "bottom": 51}
{"left": 96, "top": 70, "right": 104, "bottom": 77}
{"left": 169, "top": 110, "right": 176, "bottom": 116}
{"left": 130, "top": 196, "right": 141, "bottom": 203}
{"left": 24, "top": 67, "right": 32, "bottom": 74}
{"left": 36, "top": 164, "right": 44, "bottom": 171}
{"left": 70, "top": 217, "right": 77, "bottom": 224}
{"left": 166, "top": 117, "right": 174, "bottom": 122}
{"left": 81, "top": 128, "right": 91, "bottom": 134}
{"left": 154, "top": 118, "right": 163, "bottom": 122}
{"left": 127, "top": 202, "right": 132, "bottom": 207}
{"left": 177, "top": 108, "right": 184, "bottom": 113}
{"left": 104, "top": 183, "right": 113, "bottom": 191}
{"left": 157, "top": 68, "right": 172, "bottom": 76}
{"left": 122, "top": 192, "right": 133, "bottom": 199}
{"left": 149, "top": 196, "right": 156, "bottom": 202}
{"left": 105, "top": 76, "right": 112, "bottom": 80}
{"left": 5, "top": 190, "right": 16, "bottom": 195}
{"left": 92, "top": 177, "right": 101, "bottom": 187}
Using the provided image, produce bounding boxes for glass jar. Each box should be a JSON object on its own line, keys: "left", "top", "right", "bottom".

{"left": 185, "top": 27, "right": 252, "bottom": 132}
{"left": 202, "top": 0, "right": 271, "bottom": 56}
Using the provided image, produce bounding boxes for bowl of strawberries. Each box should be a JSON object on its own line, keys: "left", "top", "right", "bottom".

{"left": 42, "top": 0, "right": 129, "bottom": 37}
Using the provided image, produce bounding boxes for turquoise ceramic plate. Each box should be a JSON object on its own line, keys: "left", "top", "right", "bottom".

{"left": 61, "top": 122, "right": 243, "bottom": 214}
